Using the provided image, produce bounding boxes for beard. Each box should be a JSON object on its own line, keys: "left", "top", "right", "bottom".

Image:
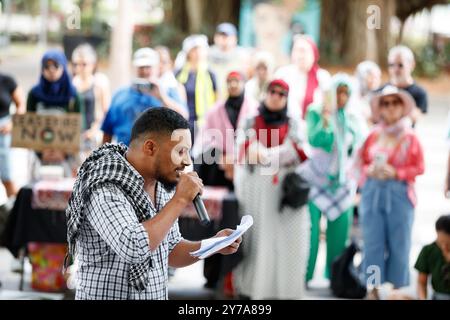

{"left": 156, "top": 168, "right": 182, "bottom": 193}
{"left": 158, "top": 176, "right": 178, "bottom": 193}
{"left": 154, "top": 158, "right": 185, "bottom": 193}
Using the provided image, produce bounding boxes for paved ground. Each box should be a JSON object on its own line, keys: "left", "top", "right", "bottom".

{"left": 0, "top": 44, "right": 449, "bottom": 300}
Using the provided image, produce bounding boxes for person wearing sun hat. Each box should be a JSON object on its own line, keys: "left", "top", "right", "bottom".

{"left": 358, "top": 85, "right": 425, "bottom": 293}
{"left": 233, "top": 78, "right": 310, "bottom": 299}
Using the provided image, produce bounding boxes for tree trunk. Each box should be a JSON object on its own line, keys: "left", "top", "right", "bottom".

{"left": 375, "top": 0, "right": 396, "bottom": 68}
{"left": 108, "top": 0, "right": 133, "bottom": 91}
{"left": 319, "top": 0, "right": 348, "bottom": 65}
{"left": 320, "top": 0, "right": 396, "bottom": 67}
{"left": 169, "top": 0, "right": 189, "bottom": 33}
{"left": 202, "top": 0, "right": 241, "bottom": 27}
{"left": 186, "top": 0, "right": 205, "bottom": 33}
{"left": 165, "top": 0, "right": 240, "bottom": 37}
{"left": 342, "top": 0, "right": 370, "bottom": 66}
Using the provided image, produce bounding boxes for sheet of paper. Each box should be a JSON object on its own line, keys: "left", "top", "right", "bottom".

{"left": 190, "top": 215, "right": 253, "bottom": 259}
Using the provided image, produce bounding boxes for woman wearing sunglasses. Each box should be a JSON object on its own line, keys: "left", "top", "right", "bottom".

{"left": 359, "top": 85, "right": 425, "bottom": 295}
{"left": 233, "top": 79, "right": 310, "bottom": 299}
{"left": 27, "top": 49, "right": 82, "bottom": 114}
{"left": 27, "top": 49, "right": 83, "bottom": 178}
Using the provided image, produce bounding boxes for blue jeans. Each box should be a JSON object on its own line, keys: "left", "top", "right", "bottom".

{"left": 359, "top": 178, "right": 414, "bottom": 288}
{"left": 0, "top": 116, "right": 12, "bottom": 181}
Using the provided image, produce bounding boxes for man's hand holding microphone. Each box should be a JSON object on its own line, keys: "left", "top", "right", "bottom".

{"left": 174, "top": 171, "right": 210, "bottom": 226}
{"left": 173, "top": 172, "right": 241, "bottom": 256}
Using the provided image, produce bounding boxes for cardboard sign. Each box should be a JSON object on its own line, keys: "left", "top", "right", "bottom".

{"left": 11, "top": 112, "right": 81, "bottom": 154}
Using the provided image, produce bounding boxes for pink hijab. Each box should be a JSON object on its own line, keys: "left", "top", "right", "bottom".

{"left": 299, "top": 36, "right": 320, "bottom": 119}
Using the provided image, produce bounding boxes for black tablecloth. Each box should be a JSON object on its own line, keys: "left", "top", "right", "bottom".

{"left": 1, "top": 186, "right": 67, "bottom": 258}
{"left": 1, "top": 186, "right": 243, "bottom": 280}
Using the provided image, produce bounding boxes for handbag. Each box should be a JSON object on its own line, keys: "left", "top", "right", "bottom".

{"left": 279, "top": 171, "right": 310, "bottom": 212}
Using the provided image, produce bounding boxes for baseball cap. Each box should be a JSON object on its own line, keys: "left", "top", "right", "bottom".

{"left": 216, "top": 23, "right": 237, "bottom": 37}
{"left": 133, "top": 48, "right": 159, "bottom": 67}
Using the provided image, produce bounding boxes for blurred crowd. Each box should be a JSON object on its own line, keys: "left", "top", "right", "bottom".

{"left": 0, "top": 22, "right": 449, "bottom": 300}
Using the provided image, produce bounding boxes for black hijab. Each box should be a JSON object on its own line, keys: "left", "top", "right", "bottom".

{"left": 258, "top": 102, "right": 288, "bottom": 126}
{"left": 225, "top": 91, "right": 245, "bottom": 129}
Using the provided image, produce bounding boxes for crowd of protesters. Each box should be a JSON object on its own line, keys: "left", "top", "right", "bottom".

{"left": 1, "top": 21, "right": 448, "bottom": 301}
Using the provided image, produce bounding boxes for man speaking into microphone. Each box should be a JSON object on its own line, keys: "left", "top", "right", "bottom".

{"left": 66, "top": 108, "right": 241, "bottom": 300}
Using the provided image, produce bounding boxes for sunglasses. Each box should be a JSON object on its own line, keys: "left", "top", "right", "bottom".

{"left": 380, "top": 98, "right": 402, "bottom": 108}
{"left": 388, "top": 63, "right": 404, "bottom": 69}
{"left": 44, "top": 63, "right": 60, "bottom": 70}
{"left": 269, "top": 89, "right": 287, "bottom": 98}
{"left": 72, "top": 62, "right": 88, "bottom": 67}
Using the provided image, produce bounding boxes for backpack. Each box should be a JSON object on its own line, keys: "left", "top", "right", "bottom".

{"left": 330, "top": 241, "right": 367, "bottom": 299}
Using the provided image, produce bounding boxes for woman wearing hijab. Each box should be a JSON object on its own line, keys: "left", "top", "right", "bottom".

{"left": 275, "top": 35, "right": 331, "bottom": 120}
{"left": 233, "top": 79, "right": 310, "bottom": 299}
{"left": 193, "top": 71, "right": 258, "bottom": 189}
{"left": 298, "top": 73, "right": 364, "bottom": 282}
{"left": 27, "top": 49, "right": 82, "bottom": 113}
{"left": 359, "top": 85, "right": 425, "bottom": 293}
{"left": 27, "top": 49, "right": 83, "bottom": 177}
{"left": 192, "top": 71, "right": 258, "bottom": 290}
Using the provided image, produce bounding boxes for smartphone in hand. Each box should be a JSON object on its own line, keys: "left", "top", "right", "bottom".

{"left": 132, "top": 78, "right": 155, "bottom": 93}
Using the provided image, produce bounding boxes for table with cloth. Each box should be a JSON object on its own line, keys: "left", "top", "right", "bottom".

{"left": 1, "top": 179, "right": 242, "bottom": 293}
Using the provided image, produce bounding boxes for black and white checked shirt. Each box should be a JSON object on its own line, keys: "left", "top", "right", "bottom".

{"left": 75, "top": 181, "right": 182, "bottom": 300}
{"left": 69, "top": 144, "right": 182, "bottom": 300}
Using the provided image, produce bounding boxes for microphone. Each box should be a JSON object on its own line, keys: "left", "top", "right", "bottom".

{"left": 193, "top": 194, "right": 210, "bottom": 226}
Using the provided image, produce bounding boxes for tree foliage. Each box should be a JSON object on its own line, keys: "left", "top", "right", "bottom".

{"left": 395, "top": 0, "right": 449, "bottom": 23}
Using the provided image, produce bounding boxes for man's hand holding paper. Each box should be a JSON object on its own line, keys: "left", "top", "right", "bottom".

{"left": 190, "top": 215, "right": 253, "bottom": 259}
